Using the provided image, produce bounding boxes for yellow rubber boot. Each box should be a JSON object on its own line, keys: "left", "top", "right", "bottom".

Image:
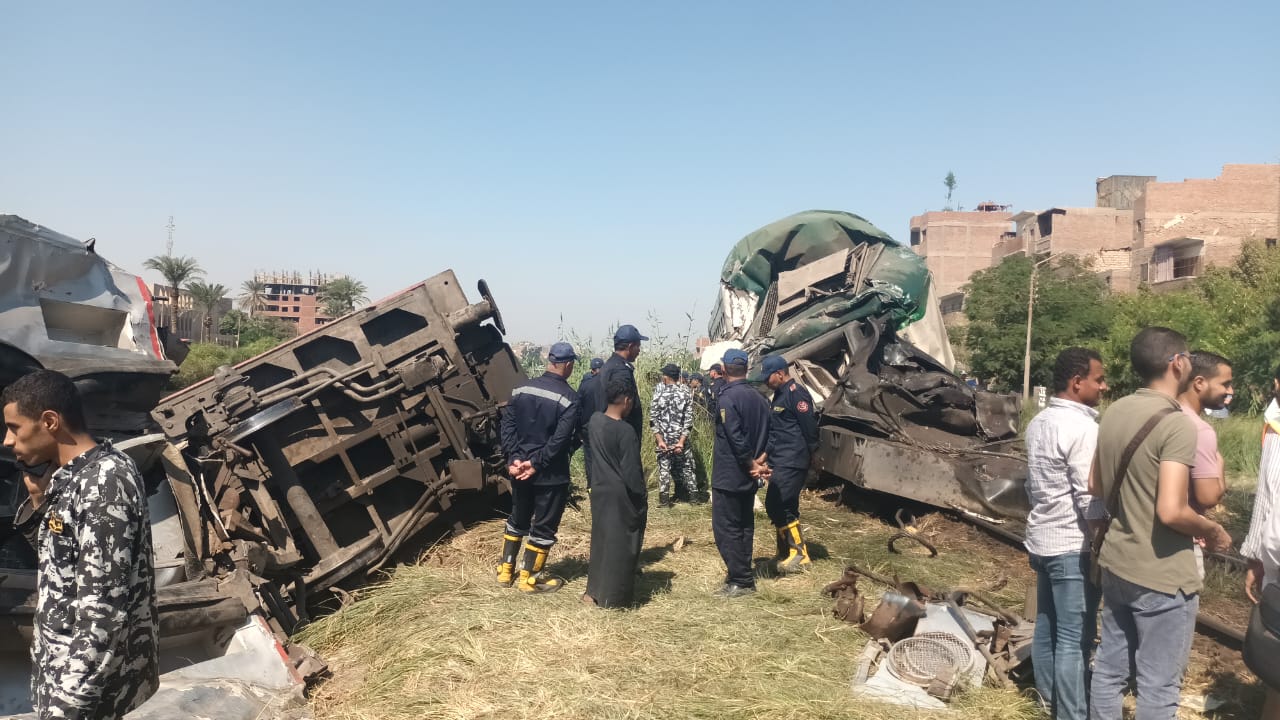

{"left": 517, "top": 543, "right": 563, "bottom": 594}
{"left": 496, "top": 533, "right": 524, "bottom": 586}
{"left": 777, "top": 521, "right": 812, "bottom": 574}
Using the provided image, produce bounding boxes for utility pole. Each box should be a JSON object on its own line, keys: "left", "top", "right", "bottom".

{"left": 166, "top": 216, "right": 176, "bottom": 256}
{"left": 1023, "top": 252, "right": 1064, "bottom": 402}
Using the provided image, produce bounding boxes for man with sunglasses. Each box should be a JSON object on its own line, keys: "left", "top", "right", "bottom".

{"left": 1088, "top": 328, "right": 1232, "bottom": 720}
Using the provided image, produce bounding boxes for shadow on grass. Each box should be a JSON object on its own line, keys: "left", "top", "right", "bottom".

{"left": 547, "top": 555, "right": 590, "bottom": 584}
{"left": 634, "top": 570, "right": 677, "bottom": 606}
{"left": 1199, "top": 669, "right": 1267, "bottom": 719}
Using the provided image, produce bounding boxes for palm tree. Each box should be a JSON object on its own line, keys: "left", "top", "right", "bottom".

{"left": 187, "top": 281, "right": 229, "bottom": 342}
{"left": 318, "top": 277, "right": 369, "bottom": 318}
{"left": 239, "top": 279, "right": 268, "bottom": 317}
{"left": 943, "top": 171, "right": 958, "bottom": 210}
{"left": 143, "top": 255, "right": 203, "bottom": 329}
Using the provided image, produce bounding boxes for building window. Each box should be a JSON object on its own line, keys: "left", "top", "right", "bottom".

{"left": 1139, "top": 263, "right": 1149, "bottom": 283}
{"left": 1267, "top": 238, "right": 1277, "bottom": 249}
{"left": 910, "top": 229, "right": 921, "bottom": 246}
{"left": 294, "top": 306, "right": 300, "bottom": 312}
{"left": 1172, "top": 254, "right": 1201, "bottom": 279}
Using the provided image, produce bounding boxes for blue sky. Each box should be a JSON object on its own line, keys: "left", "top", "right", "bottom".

{"left": 4, "top": 1, "right": 1277, "bottom": 346}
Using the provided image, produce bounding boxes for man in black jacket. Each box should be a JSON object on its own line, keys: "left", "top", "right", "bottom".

{"left": 497, "top": 342, "right": 581, "bottom": 593}
{"left": 711, "top": 349, "right": 771, "bottom": 598}
{"left": 587, "top": 324, "right": 647, "bottom": 449}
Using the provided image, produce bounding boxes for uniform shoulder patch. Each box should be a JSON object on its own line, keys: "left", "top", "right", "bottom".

{"left": 47, "top": 513, "right": 64, "bottom": 535}
{"left": 788, "top": 382, "right": 796, "bottom": 391}
{"left": 796, "top": 400, "right": 810, "bottom": 413}
{"left": 720, "top": 408, "right": 726, "bottom": 423}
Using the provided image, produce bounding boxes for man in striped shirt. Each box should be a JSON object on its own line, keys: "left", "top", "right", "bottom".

{"left": 1023, "top": 347, "right": 1108, "bottom": 720}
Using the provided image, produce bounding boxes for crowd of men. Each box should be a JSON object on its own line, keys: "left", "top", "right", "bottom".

{"left": 494, "top": 325, "right": 820, "bottom": 604}
{"left": 1024, "top": 327, "right": 1279, "bottom": 720}
{"left": 6, "top": 320, "right": 1280, "bottom": 718}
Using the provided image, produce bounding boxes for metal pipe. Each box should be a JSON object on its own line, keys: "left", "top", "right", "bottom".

{"left": 253, "top": 433, "right": 339, "bottom": 558}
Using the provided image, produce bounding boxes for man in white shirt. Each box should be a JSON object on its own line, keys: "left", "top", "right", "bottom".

{"left": 1024, "top": 347, "right": 1108, "bottom": 720}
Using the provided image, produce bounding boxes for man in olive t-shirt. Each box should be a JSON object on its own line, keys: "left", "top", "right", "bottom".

{"left": 1089, "top": 327, "right": 1232, "bottom": 720}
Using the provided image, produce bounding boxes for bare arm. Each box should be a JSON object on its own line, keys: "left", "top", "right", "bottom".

{"left": 1156, "top": 460, "right": 1230, "bottom": 550}
{"left": 1190, "top": 475, "right": 1225, "bottom": 510}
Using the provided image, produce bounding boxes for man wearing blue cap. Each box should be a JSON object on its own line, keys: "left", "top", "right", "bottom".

{"left": 578, "top": 357, "right": 604, "bottom": 397}
{"left": 496, "top": 342, "right": 581, "bottom": 593}
{"left": 711, "top": 348, "right": 771, "bottom": 598}
{"left": 758, "top": 355, "right": 820, "bottom": 573}
{"left": 587, "top": 325, "right": 648, "bottom": 449}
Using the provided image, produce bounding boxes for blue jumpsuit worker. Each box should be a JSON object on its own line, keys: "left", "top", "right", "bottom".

{"left": 497, "top": 342, "right": 581, "bottom": 593}
{"left": 757, "top": 354, "right": 819, "bottom": 574}
{"left": 711, "top": 349, "right": 771, "bottom": 598}
{"left": 587, "top": 325, "right": 647, "bottom": 451}
{"left": 576, "top": 357, "right": 604, "bottom": 486}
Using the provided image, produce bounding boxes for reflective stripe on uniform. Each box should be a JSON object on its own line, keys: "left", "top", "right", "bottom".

{"left": 512, "top": 385, "right": 572, "bottom": 408}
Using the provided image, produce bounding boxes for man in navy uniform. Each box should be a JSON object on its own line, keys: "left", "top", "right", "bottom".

{"left": 590, "top": 325, "right": 647, "bottom": 448}
{"left": 711, "top": 349, "right": 771, "bottom": 598}
{"left": 757, "top": 354, "right": 820, "bottom": 573}
{"left": 496, "top": 342, "right": 581, "bottom": 593}
{"left": 575, "top": 357, "right": 605, "bottom": 487}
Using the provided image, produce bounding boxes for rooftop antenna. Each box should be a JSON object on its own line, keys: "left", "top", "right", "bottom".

{"left": 165, "top": 216, "right": 176, "bottom": 256}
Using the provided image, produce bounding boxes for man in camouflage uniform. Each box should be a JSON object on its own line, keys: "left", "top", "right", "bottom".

{"left": 651, "top": 363, "right": 698, "bottom": 507}
{"left": 3, "top": 370, "right": 158, "bottom": 719}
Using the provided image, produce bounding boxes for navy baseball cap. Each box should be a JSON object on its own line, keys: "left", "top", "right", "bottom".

{"left": 721, "top": 348, "right": 749, "bottom": 368}
{"left": 691, "top": 373, "right": 704, "bottom": 382}
{"left": 547, "top": 342, "right": 578, "bottom": 363}
{"left": 589, "top": 357, "right": 604, "bottom": 370}
{"left": 614, "top": 324, "right": 649, "bottom": 343}
{"left": 753, "top": 354, "right": 788, "bottom": 381}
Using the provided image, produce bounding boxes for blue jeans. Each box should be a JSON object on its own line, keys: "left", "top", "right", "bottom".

{"left": 1029, "top": 552, "right": 1100, "bottom": 720}
{"left": 1089, "top": 569, "right": 1198, "bottom": 720}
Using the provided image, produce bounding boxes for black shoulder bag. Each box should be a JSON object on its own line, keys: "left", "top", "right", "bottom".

{"left": 1090, "top": 406, "right": 1177, "bottom": 587}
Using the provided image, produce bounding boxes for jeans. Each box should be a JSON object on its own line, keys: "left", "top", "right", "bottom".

{"left": 1028, "top": 552, "right": 1099, "bottom": 720}
{"left": 1089, "top": 569, "right": 1198, "bottom": 720}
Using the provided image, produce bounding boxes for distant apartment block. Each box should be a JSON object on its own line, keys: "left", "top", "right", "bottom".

{"left": 1130, "top": 164, "right": 1280, "bottom": 289}
{"left": 909, "top": 202, "right": 1012, "bottom": 296}
{"left": 255, "top": 271, "right": 336, "bottom": 335}
{"left": 994, "top": 205, "right": 1136, "bottom": 289}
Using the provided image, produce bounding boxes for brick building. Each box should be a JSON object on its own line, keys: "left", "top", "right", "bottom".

{"left": 909, "top": 203, "right": 1013, "bottom": 296}
{"left": 1130, "top": 164, "right": 1280, "bottom": 289}
{"left": 994, "top": 206, "right": 1136, "bottom": 288}
{"left": 255, "top": 271, "right": 336, "bottom": 335}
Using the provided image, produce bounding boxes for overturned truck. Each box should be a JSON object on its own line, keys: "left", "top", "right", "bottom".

{"left": 708, "top": 210, "right": 1028, "bottom": 521}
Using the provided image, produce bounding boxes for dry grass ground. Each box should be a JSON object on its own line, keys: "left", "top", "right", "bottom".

{"left": 298, "top": 485, "right": 1266, "bottom": 720}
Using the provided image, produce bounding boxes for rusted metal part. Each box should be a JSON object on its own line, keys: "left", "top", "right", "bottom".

{"left": 944, "top": 595, "right": 1012, "bottom": 689}
{"left": 887, "top": 509, "right": 939, "bottom": 558}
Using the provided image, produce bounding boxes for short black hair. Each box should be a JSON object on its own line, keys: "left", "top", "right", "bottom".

{"left": 1190, "top": 351, "right": 1231, "bottom": 380}
{"left": 606, "top": 375, "right": 635, "bottom": 404}
{"left": 1130, "top": 326, "right": 1188, "bottom": 383}
{"left": 614, "top": 340, "right": 638, "bottom": 352}
{"left": 724, "top": 363, "right": 748, "bottom": 379}
{"left": 1052, "top": 347, "right": 1102, "bottom": 393}
{"left": 0, "top": 370, "right": 88, "bottom": 433}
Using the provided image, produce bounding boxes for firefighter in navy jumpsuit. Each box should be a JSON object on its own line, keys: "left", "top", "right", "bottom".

{"left": 758, "top": 354, "right": 819, "bottom": 573}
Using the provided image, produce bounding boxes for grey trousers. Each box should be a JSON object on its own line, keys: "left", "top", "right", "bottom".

{"left": 1089, "top": 569, "right": 1198, "bottom": 720}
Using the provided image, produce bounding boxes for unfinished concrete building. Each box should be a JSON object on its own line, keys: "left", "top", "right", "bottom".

{"left": 909, "top": 203, "right": 1013, "bottom": 296}
{"left": 1131, "top": 164, "right": 1280, "bottom": 290}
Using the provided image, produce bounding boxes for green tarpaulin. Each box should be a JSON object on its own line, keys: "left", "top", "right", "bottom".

{"left": 717, "top": 210, "right": 932, "bottom": 352}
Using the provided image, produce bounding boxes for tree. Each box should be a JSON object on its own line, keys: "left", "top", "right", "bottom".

{"left": 220, "top": 310, "right": 296, "bottom": 345}
{"left": 962, "top": 255, "right": 1111, "bottom": 391}
{"left": 239, "top": 279, "right": 268, "bottom": 317}
{"left": 318, "top": 277, "right": 369, "bottom": 318}
{"left": 943, "top": 171, "right": 957, "bottom": 210}
{"left": 143, "top": 255, "right": 203, "bottom": 329}
{"left": 187, "top": 281, "right": 229, "bottom": 343}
